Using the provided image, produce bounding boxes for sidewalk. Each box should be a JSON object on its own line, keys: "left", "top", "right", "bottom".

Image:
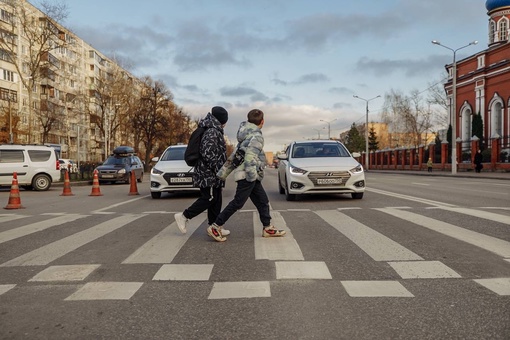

{"left": 368, "top": 169, "right": 510, "bottom": 181}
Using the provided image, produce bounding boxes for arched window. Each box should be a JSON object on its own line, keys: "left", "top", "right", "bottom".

{"left": 461, "top": 106, "right": 472, "bottom": 143}
{"left": 499, "top": 19, "right": 508, "bottom": 41}
{"left": 490, "top": 100, "right": 503, "bottom": 138}
{"left": 490, "top": 21, "right": 496, "bottom": 43}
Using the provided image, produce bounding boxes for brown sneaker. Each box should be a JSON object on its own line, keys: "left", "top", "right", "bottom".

{"left": 207, "top": 224, "right": 227, "bottom": 242}
{"left": 262, "top": 225, "right": 286, "bottom": 238}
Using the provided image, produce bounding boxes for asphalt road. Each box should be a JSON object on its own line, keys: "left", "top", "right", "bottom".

{"left": 0, "top": 170, "right": 509, "bottom": 339}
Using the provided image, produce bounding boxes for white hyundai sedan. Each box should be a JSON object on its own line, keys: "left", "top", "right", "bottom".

{"left": 277, "top": 140, "right": 365, "bottom": 201}
{"left": 149, "top": 145, "right": 198, "bottom": 198}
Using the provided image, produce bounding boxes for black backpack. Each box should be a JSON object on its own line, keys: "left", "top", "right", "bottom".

{"left": 184, "top": 127, "right": 206, "bottom": 166}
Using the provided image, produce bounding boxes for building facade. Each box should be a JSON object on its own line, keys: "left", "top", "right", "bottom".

{"left": 0, "top": 0, "right": 141, "bottom": 162}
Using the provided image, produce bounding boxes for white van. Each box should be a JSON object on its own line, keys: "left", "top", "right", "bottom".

{"left": 0, "top": 144, "right": 61, "bottom": 191}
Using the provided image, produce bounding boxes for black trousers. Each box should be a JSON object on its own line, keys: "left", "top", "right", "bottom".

{"left": 215, "top": 179, "right": 271, "bottom": 228}
{"left": 183, "top": 187, "right": 222, "bottom": 225}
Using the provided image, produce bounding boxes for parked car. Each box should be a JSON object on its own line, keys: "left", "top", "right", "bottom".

{"left": 150, "top": 144, "right": 198, "bottom": 198}
{"left": 0, "top": 144, "right": 61, "bottom": 191}
{"left": 58, "top": 159, "right": 77, "bottom": 173}
{"left": 94, "top": 146, "right": 144, "bottom": 184}
{"left": 277, "top": 140, "right": 365, "bottom": 201}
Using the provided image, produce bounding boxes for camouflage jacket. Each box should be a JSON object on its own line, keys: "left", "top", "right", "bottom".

{"left": 218, "top": 121, "right": 266, "bottom": 182}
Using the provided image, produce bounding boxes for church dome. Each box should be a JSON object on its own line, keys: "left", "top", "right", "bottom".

{"left": 486, "top": 0, "right": 510, "bottom": 12}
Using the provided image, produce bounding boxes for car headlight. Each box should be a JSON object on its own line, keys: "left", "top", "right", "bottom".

{"left": 152, "top": 168, "right": 164, "bottom": 175}
{"left": 350, "top": 164, "right": 364, "bottom": 173}
{"left": 118, "top": 168, "right": 126, "bottom": 174}
{"left": 289, "top": 164, "right": 307, "bottom": 174}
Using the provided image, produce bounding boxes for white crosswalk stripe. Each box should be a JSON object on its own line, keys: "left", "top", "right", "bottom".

{"left": 0, "top": 206, "right": 509, "bottom": 300}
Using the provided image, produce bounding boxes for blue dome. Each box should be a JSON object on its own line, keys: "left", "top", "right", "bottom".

{"left": 486, "top": 0, "right": 510, "bottom": 11}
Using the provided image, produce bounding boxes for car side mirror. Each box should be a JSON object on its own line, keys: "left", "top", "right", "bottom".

{"left": 277, "top": 154, "right": 288, "bottom": 160}
{"left": 151, "top": 157, "right": 159, "bottom": 162}
{"left": 351, "top": 152, "right": 361, "bottom": 158}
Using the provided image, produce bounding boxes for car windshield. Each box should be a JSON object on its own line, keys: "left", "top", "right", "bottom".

{"left": 103, "top": 157, "right": 129, "bottom": 165}
{"left": 160, "top": 148, "right": 185, "bottom": 161}
{"left": 292, "top": 143, "right": 350, "bottom": 158}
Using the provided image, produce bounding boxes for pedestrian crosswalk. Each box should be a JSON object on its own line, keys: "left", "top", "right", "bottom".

{"left": 0, "top": 205, "right": 509, "bottom": 302}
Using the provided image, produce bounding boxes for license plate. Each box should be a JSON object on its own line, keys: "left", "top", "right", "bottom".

{"left": 317, "top": 178, "right": 342, "bottom": 185}
{"left": 170, "top": 177, "right": 192, "bottom": 183}
{"left": 102, "top": 174, "right": 114, "bottom": 178}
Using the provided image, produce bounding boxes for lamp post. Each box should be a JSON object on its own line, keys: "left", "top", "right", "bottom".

{"left": 432, "top": 40, "right": 478, "bottom": 175}
{"left": 320, "top": 119, "right": 336, "bottom": 139}
{"left": 353, "top": 95, "right": 381, "bottom": 171}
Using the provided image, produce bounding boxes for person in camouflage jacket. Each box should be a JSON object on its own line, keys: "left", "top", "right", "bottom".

{"left": 207, "top": 109, "right": 286, "bottom": 242}
{"left": 174, "top": 107, "right": 229, "bottom": 235}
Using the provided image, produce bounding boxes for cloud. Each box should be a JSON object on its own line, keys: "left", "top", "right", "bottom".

{"left": 273, "top": 73, "right": 330, "bottom": 86}
{"left": 355, "top": 55, "right": 451, "bottom": 77}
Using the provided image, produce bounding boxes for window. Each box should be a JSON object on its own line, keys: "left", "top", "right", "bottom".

{"left": 499, "top": 19, "right": 508, "bottom": 41}
{"left": 0, "top": 9, "right": 13, "bottom": 23}
{"left": 2, "top": 69, "right": 14, "bottom": 82}
{"left": 490, "top": 21, "right": 496, "bottom": 43}
{"left": 28, "top": 150, "right": 51, "bottom": 162}
{"left": 477, "top": 55, "right": 485, "bottom": 69}
{"left": 0, "top": 150, "right": 24, "bottom": 163}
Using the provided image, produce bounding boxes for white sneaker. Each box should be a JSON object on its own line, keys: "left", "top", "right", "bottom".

{"left": 174, "top": 212, "right": 188, "bottom": 234}
{"left": 221, "top": 228, "right": 230, "bottom": 236}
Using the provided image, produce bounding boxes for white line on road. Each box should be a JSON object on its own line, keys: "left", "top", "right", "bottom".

{"left": 367, "top": 188, "right": 457, "bottom": 207}
{"left": 0, "top": 214, "right": 145, "bottom": 267}
{"left": 376, "top": 208, "right": 510, "bottom": 258}
{"left": 316, "top": 210, "right": 423, "bottom": 261}
{"left": 92, "top": 195, "right": 149, "bottom": 214}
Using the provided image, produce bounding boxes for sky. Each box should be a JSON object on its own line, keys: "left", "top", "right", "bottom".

{"left": 57, "top": 0, "right": 489, "bottom": 152}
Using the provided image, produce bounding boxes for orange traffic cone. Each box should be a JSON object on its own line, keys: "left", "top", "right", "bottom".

{"left": 4, "top": 172, "right": 24, "bottom": 209}
{"left": 60, "top": 170, "right": 74, "bottom": 196}
{"left": 128, "top": 171, "right": 139, "bottom": 196}
{"left": 89, "top": 170, "right": 103, "bottom": 196}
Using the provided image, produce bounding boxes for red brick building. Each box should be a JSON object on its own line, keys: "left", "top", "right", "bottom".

{"left": 445, "top": 0, "right": 510, "bottom": 160}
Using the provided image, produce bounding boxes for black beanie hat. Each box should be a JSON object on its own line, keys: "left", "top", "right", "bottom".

{"left": 211, "top": 106, "right": 228, "bottom": 124}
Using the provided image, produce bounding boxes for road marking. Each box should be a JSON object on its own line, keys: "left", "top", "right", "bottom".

{"left": 0, "top": 284, "right": 16, "bottom": 296}
{"left": 91, "top": 195, "right": 148, "bottom": 213}
{"left": 153, "top": 264, "right": 213, "bottom": 281}
{"left": 275, "top": 261, "right": 332, "bottom": 279}
{"left": 254, "top": 211, "right": 304, "bottom": 260}
{"left": 341, "top": 281, "right": 414, "bottom": 297}
{"left": 0, "top": 214, "right": 87, "bottom": 245}
{"left": 388, "top": 261, "right": 461, "bottom": 279}
{"left": 316, "top": 210, "right": 423, "bottom": 261}
{"left": 122, "top": 215, "right": 206, "bottom": 264}
{"left": 376, "top": 208, "right": 510, "bottom": 258}
{"left": 208, "top": 281, "right": 271, "bottom": 299}
{"left": 436, "top": 207, "right": 510, "bottom": 225}
{"left": 0, "top": 214, "right": 145, "bottom": 266}
{"left": 29, "top": 264, "right": 100, "bottom": 282}
{"left": 0, "top": 214, "right": 28, "bottom": 225}
{"left": 65, "top": 282, "right": 143, "bottom": 301}
{"left": 367, "top": 188, "right": 457, "bottom": 207}
{"left": 412, "top": 182, "right": 430, "bottom": 186}
{"left": 473, "top": 278, "right": 510, "bottom": 296}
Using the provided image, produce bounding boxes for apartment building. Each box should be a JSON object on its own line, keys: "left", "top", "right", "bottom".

{"left": 0, "top": 0, "right": 141, "bottom": 162}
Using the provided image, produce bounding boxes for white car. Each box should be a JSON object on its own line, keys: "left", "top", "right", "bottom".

{"left": 0, "top": 144, "right": 61, "bottom": 191}
{"left": 149, "top": 145, "right": 198, "bottom": 198}
{"left": 277, "top": 140, "right": 365, "bottom": 201}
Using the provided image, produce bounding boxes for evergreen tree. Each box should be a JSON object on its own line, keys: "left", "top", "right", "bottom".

{"left": 368, "top": 125, "right": 379, "bottom": 152}
{"left": 345, "top": 123, "right": 365, "bottom": 153}
{"left": 446, "top": 124, "right": 452, "bottom": 163}
{"left": 472, "top": 112, "right": 484, "bottom": 149}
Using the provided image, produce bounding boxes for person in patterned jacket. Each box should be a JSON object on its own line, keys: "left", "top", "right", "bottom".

{"left": 207, "top": 108, "right": 286, "bottom": 242}
{"left": 174, "top": 106, "right": 230, "bottom": 236}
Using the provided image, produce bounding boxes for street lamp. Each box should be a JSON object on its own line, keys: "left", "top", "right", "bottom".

{"left": 320, "top": 119, "right": 336, "bottom": 139}
{"left": 353, "top": 95, "right": 381, "bottom": 171}
{"left": 432, "top": 39, "right": 478, "bottom": 175}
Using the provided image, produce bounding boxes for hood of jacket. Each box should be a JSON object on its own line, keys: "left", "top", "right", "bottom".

{"left": 199, "top": 112, "right": 223, "bottom": 131}
{"left": 237, "top": 121, "right": 261, "bottom": 144}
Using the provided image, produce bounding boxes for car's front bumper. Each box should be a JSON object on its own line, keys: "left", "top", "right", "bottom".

{"left": 150, "top": 172, "right": 198, "bottom": 193}
{"left": 286, "top": 170, "right": 365, "bottom": 195}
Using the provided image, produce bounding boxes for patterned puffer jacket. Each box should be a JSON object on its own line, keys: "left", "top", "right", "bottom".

{"left": 217, "top": 121, "right": 266, "bottom": 183}
{"left": 194, "top": 112, "right": 227, "bottom": 188}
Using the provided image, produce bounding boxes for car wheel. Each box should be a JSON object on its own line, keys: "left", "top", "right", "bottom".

{"left": 278, "top": 174, "right": 285, "bottom": 194}
{"left": 32, "top": 174, "right": 51, "bottom": 191}
{"left": 151, "top": 192, "right": 161, "bottom": 199}
{"left": 284, "top": 176, "right": 297, "bottom": 201}
{"left": 351, "top": 193, "right": 364, "bottom": 199}
{"left": 137, "top": 172, "right": 143, "bottom": 183}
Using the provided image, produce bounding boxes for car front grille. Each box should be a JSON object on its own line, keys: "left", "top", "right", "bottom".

{"left": 307, "top": 171, "right": 351, "bottom": 186}
{"left": 163, "top": 172, "right": 194, "bottom": 185}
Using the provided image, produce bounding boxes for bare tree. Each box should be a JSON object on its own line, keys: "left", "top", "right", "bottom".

{"left": 0, "top": 0, "right": 71, "bottom": 143}
{"left": 381, "top": 89, "right": 434, "bottom": 148}
{"left": 426, "top": 75, "right": 449, "bottom": 129}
